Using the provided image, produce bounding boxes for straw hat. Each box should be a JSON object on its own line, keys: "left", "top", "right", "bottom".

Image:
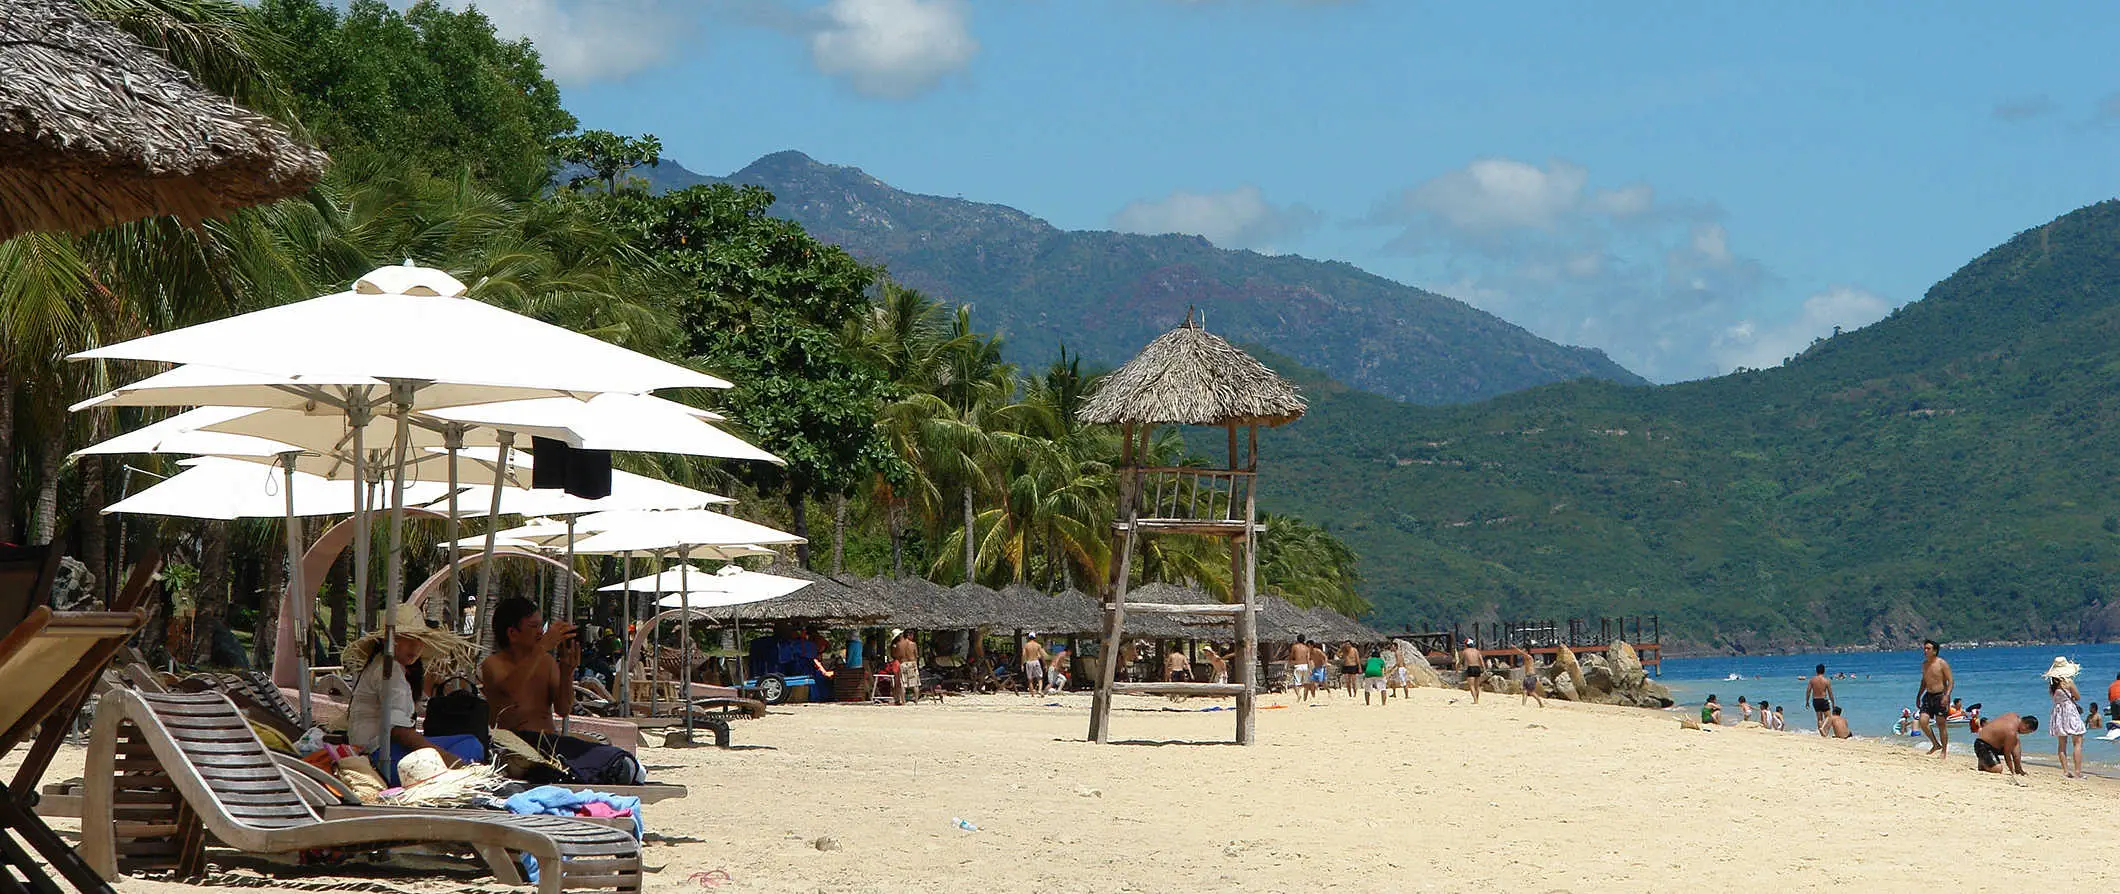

{"left": 2043, "top": 656, "right": 2082, "bottom": 681}
{"left": 395, "top": 748, "right": 449, "bottom": 787}
{"left": 342, "top": 602, "right": 478, "bottom": 678}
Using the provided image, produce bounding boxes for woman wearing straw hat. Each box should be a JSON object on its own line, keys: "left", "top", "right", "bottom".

{"left": 344, "top": 602, "right": 481, "bottom": 785}
{"left": 2045, "top": 656, "right": 2087, "bottom": 778}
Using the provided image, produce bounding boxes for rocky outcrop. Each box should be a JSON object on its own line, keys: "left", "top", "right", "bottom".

{"left": 1388, "top": 640, "right": 1446, "bottom": 688}
{"left": 1538, "top": 642, "right": 1673, "bottom": 708}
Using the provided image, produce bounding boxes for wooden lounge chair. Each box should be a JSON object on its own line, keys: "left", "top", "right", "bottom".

{"left": 82, "top": 689, "right": 643, "bottom": 894}
{"left": 0, "top": 606, "right": 148, "bottom": 894}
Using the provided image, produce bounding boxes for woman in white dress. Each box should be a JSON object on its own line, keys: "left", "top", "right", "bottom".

{"left": 2045, "top": 656, "right": 2087, "bottom": 779}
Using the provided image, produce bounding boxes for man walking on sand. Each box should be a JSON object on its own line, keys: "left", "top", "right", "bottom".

{"left": 1290, "top": 639, "right": 1315, "bottom": 702}
{"left": 1362, "top": 648, "right": 1387, "bottom": 706}
{"left": 1807, "top": 663, "right": 1837, "bottom": 732}
{"left": 1021, "top": 633, "right": 1047, "bottom": 696}
{"left": 1457, "top": 639, "right": 1484, "bottom": 704}
{"left": 1915, "top": 639, "right": 1955, "bottom": 756}
{"left": 1975, "top": 712, "right": 2039, "bottom": 775}
{"left": 1339, "top": 642, "right": 1362, "bottom": 697}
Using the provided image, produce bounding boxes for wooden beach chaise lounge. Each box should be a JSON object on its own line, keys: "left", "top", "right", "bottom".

{"left": 0, "top": 605, "right": 149, "bottom": 894}
{"left": 81, "top": 688, "right": 645, "bottom": 894}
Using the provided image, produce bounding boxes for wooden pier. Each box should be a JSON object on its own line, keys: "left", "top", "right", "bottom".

{"left": 1393, "top": 615, "right": 1661, "bottom": 676}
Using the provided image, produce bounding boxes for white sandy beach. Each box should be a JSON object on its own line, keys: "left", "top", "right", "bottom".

{"left": 16, "top": 687, "right": 2112, "bottom": 893}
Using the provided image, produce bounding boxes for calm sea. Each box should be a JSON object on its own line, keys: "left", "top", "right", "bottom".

{"left": 1659, "top": 643, "right": 2120, "bottom": 767}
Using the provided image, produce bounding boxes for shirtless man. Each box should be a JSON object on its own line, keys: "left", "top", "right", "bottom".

{"left": 1457, "top": 639, "right": 1484, "bottom": 704}
{"left": 1807, "top": 663, "right": 1836, "bottom": 732}
{"left": 1021, "top": 634, "right": 1047, "bottom": 696}
{"left": 1164, "top": 648, "right": 1192, "bottom": 683}
{"left": 1915, "top": 639, "right": 1955, "bottom": 756}
{"left": 1204, "top": 645, "right": 1231, "bottom": 685}
{"left": 1974, "top": 712, "right": 2038, "bottom": 774}
{"left": 1049, "top": 646, "right": 1071, "bottom": 691}
{"left": 479, "top": 597, "right": 579, "bottom": 735}
{"left": 1823, "top": 706, "right": 1853, "bottom": 739}
{"left": 891, "top": 630, "right": 920, "bottom": 705}
{"left": 1338, "top": 643, "right": 1361, "bottom": 697}
{"left": 1289, "top": 639, "right": 1315, "bottom": 702}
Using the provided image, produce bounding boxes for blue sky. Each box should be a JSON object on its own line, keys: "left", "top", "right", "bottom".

{"left": 459, "top": 0, "right": 2120, "bottom": 383}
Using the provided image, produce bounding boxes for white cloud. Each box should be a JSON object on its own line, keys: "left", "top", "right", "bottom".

{"left": 1713, "top": 286, "right": 1891, "bottom": 371}
{"left": 1110, "top": 185, "right": 1319, "bottom": 252}
{"left": 807, "top": 0, "right": 977, "bottom": 99}
{"left": 425, "top": 0, "right": 692, "bottom": 84}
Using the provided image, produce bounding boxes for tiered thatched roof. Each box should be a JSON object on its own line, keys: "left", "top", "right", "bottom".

{"left": 1077, "top": 311, "right": 1306, "bottom": 428}
{"left": 992, "top": 583, "right": 1104, "bottom": 635}
{"left": 0, "top": 0, "right": 329, "bottom": 240}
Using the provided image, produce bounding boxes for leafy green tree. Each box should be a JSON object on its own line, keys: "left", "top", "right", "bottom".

{"left": 553, "top": 130, "right": 663, "bottom": 195}
{"left": 596, "top": 184, "right": 900, "bottom": 564}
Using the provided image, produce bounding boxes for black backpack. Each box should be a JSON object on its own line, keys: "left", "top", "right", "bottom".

{"left": 423, "top": 687, "right": 490, "bottom": 745}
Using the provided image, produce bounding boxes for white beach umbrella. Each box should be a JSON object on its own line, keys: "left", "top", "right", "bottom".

{"left": 70, "top": 405, "right": 297, "bottom": 458}
{"left": 652, "top": 567, "right": 811, "bottom": 608}
{"left": 597, "top": 556, "right": 781, "bottom": 594}
{"left": 70, "top": 363, "right": 548, "bottom": 414}
{"left": 101, "top": 457, "right": 454, "bottom": 519}
{"left": 426, "top": 393, "right": 779, "bottom": 464}
{"left": 72, "top": 262, "right": 733, "bottom": 769}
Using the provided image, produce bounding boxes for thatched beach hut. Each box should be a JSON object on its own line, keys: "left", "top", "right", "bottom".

{"left": 725, "top": 563, "right": 890, "bottom": 624}
{"left": 0, "top": 0, "right": 328, "bottom": 240}
{"left": 1077, "top": 311, "right": 1307, "bottom": 430}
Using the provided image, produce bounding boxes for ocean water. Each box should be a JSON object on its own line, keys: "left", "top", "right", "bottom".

{"left": 1658, "top": 643, "right": 2120, "bottom": 767}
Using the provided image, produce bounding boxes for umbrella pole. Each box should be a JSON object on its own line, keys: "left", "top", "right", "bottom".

{"left": 443, "top": 426, "right": 463, "bottom": 631}
{"left": 281, "top": 454, "right": 312, "bottom": 728}
{"left": 649, "top": 549, "right": 664, "bottom": 718}
{"left": 377, "top": 382, "right": 415, "bottom": 773}
{"left": 474, "top": 431, "right": 514, "bottom": 651}
{"left": 620, "top": 551, "right": 633, "bottom": 717}
{"left": 559, "top": 519, "right": 577, "bottom": 740}
{"left": 679, "top": 555, "right": 694, "bottom": 744}
{"left": 349, "top": 395, "right": 373, "bottom": 632}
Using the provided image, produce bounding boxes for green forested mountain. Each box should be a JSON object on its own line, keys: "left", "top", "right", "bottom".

{"left": 716, "top": 151, "right": 1645, "bottom": 404}
{"left": 1243, "top": 200, "right": 2120, "bottom": 651}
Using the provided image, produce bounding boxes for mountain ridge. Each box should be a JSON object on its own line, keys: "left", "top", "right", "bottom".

{"left": 709, "top": 150, "right": 1645, "bottom": 404}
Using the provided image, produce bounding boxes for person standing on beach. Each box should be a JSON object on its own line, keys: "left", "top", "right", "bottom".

{"left": 1339, "top": 643, "right": 1362, "bottom": 698}
{"left": 1520, "top": 672, "right": 1544, "bottom": 708}
{"left": 1021, "top": 634, "right": 1047, "bottom": 696}
{"left": 1823, "top": 706, "right": 1852, "bottom": 738}
{"left": 1165, "top": 647, "right": 1192, "bottom": 683}
{"left": 1289, "top": 639, "right": 1315, "bottom": 702}
{"left": 2045, "top": 657, "right": 2087, "bottom": 779}
{"left": 1457, "top": 639, "right": 1485, "bottom": 704}
{"left": 1050, "top": 646, "right": 1071, "bottom": 692}
{"left": 1915, "top": 639, "right": 1954, "bottom": 757}
{"left": 891, "top": 630, "right": 920, "bottom": 705}
{"left": 1974, "top": 713, "right": 2038, "bottom": 775}
{"left": 1362, "top": 648, "right": 1387, "bottom": 706}
{"left": 1205, "top": 646, "right": 1232, "bottom": 685}
{"left": 1806, "top": 664, "right": 1836, "bottom": 732}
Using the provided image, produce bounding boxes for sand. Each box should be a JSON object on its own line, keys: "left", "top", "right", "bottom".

{"left": 15, "top": 686, "right": 2114, "bottom": 893}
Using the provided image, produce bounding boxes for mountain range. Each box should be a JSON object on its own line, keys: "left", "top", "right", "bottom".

{"left": 1243, "top": 199, "right": 2120, "bottom": 650}
{"left": 634, "top": 152, "right": 1644, "bottom": 403}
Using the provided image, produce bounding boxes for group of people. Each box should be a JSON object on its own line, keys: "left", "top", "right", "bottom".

{"left": 345, "top": 595, "right": 644, "bottom": 787}
{"left": 1694, "top": 641, "right": 2115, "bottom": 780}
{"left": 1286, "top": 638, "right": 1406, "bottom": 706}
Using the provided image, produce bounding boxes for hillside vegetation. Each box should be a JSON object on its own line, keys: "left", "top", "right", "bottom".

{"left": 1241, "top": 201, "right": 2120, "bottom": 650}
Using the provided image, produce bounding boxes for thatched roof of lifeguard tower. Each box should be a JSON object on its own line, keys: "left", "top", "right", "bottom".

{"left": 0, "top": 0, "right": 328, "bottom": 241}
{"left": 1077, "top": 310, "right": 1306, "bottom": 428}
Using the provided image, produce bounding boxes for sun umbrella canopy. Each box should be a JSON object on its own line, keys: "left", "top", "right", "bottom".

{"left": 74, "top": 263, "right": 733, "bottom": 396}
{"left": 651, "top": 567, "right": 813, "bottom": 609}
{"left": 564, "top": 509, "right": 804, "bottom": 554}
{"left": 193, "top": 406, "right": 579, "bottom": 455}
{"left": 69, "top": 364, "right": 548, "bottom": 414}
{"left": 71, "top": 406, "right": 297, "bottom": 458}
{"left": 426, "top": 393, "right": 776, "bottom": 463}
{"left": 0, "top": 0, "right": 328, "bottom": 241}
{"left": 104, "top": 457, "right": 453, "bottom": 519}
{"left": 599, "top": 558, "right": 782, "bottom": 593}
{"left": 423, "top": 457, "right": 731, "bottom": 516}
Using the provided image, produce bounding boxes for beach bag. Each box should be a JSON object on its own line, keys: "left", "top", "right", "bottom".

{"left": 423, "top": 688, "right": 491, "bottom": 745}
{"left": 547, "top": 736, "right": 645, "bottom": 786}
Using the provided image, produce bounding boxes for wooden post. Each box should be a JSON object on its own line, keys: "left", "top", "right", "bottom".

{"left": 1235, "top": 467, "right": 1259, "bottom": 745}
{"left": 1089, "top": 467, "right": 1139, "bottom": 743}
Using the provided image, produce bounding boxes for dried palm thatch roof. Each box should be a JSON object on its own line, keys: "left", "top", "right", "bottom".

{"left": 993, "top": 583, "right": 1105, "bottom": 635}
{"left": 1078, "top": 310, "right": 1306, "bottom": 428}
{"left": 721, "top": 563, "right": 890, "bottom": 623}
{"left": 1255, "top": 595, "right": 1317, "bottom": 644}
{"left": 1299, "top": 605, "right": 1385, "bottom": 644}
{"left": 0, "top": 0, "right": 328, "bottom": 241}
{"left": 858, "top": 576, "right": 981, "bottom": 630}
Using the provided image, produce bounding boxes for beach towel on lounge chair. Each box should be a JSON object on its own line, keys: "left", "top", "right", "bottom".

{"left": 82, "top": 688, "right": 643, "bottom": 894}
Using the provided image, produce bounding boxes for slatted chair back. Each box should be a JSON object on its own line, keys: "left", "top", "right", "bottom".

{"left": 0, "top": 543, "right": 63, "bottom": 636}
{"left": 118, "top": 690, "right": 319, "bottom": 832}
{"left": 0, "top": 609, "right": 147, "bottom": 754}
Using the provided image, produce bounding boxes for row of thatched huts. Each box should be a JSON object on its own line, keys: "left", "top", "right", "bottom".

{"left": 710, "top": 563, "right": 1385, "bottom": 645}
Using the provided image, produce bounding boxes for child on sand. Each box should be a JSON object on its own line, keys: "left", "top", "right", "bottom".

{"left": 1520, "top": 672, "right": 1544, "bottom": 708}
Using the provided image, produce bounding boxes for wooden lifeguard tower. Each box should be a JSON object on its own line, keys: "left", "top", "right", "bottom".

{"left": 1078, "top": 311, "right": 1306, "bottom": 745}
